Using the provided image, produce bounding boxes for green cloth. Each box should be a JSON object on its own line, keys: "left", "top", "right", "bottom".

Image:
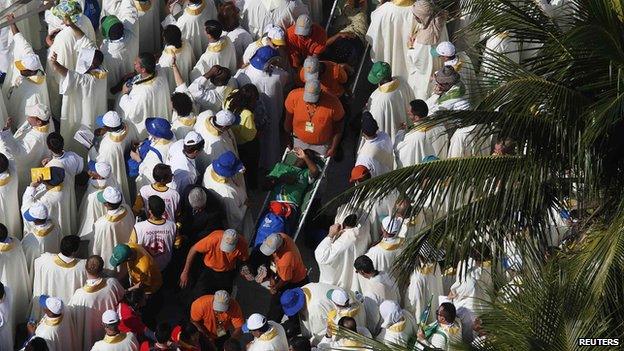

{"left": 101, "top": 15, "right": 121, "bottom": 39}
{"left": 268, "top": 163, "right": 312, "bottom": 207}
{"left": 368, "top": 61, "right": 392, "bottom": 84}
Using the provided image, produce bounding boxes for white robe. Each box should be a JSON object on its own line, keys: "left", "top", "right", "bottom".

{"left": 356, "top": 132, "right": 394, "bottom": 177}
{"left": 167, "top": 140, "right": 199, "bottom": 192}
{"left": 91, "top": 205, "right": 135, "bottom": 272}
{"left": 194, "top": 112, "right": 239, "bottom": 170}
{"left": 481, "top": 32, "right": 520, "bottom": 78}
{"left": 365, "top": 237, "right": 404, "bottom": 273}
{"left": 190, "top": 36, "right": 238, "bottom": 80}
{"left": 135, "top": 138, "right": 175, "bottom": 190}
{"left": 0, "top": 93, "right": 6, "bottom": 127}
{"left": 247, "top": 321, "right": 289, "bottom": 351}
{"left": 0, "top": 238, "right": 31, "bottom": 330}
{"left": 34, "top": 314, "right": 77, "bottom": 351}
{"left": 375, "top": 311, "right": 418, "bottom": 345}
{"left": 405, "top": 263, "right": 443, "bottom": 324}
{"left": 241, "top": 0, "right": 308, "bottom": 39}
{"left": 225, "top": 27, "right": 254, "bottom": 64}
{"left": 171, "top": 114, "right": 197, "bottom": 140}
{"left": 298, "top": 283, "right": 338, "bottom": 345}
{"left": 91, "top": 332, "right": 140, "bottom": 350}
{"left": 77, "top": 177, "right": 122, "bottom": 239}
{"left": 0, "top": 166, "right": 21, "bottom": 238}
{"left": 173, "top": 0, "right": 218, "bottom": 59}
{"left": 315, "top": 227, "right": 368, "bottom": 293}
{"left": 158, "top": 42, "right": 196, "bottom": 93}
{"left": 0, "top": 287, "right": 12, "bottom": 351}
{"left": 367, "top": 78, "right": 414, "bottom": 143}
{"left": 32, "top": 253, "right": 87, "bottom": 312}
{"left": 327, "top": 300, "right": 368, "bottom": 336}
{"left": 234, "top": 64, "right": 289, "bottom": 168}
{"left": 358, "top": 271, "right": 400, "bottom": 335}
{"left": 96, "top": 126, "right": 135, "bottom": 203}
{"left": 449, "top": 260, "right": 492, "bottom": 314}
{"left": 447, "top": 125, "right": 490, "bottom": 159}
{"left": 118, "top": 72, "right": 172, "bottom": 138}
{"left": 405, "top": 26, "right": 448, "bottom": 99}
{"left": 188, "top": 76, "right": 238, "bottom": 113}
{"left": 46, "top": 151, "right": 84, "bottom": 235}
{"left": 21, "top": 222, "right": 62, "bottom": 283}
{"left": 366, "top": 0, "right": 415, "bottom": 81}
{"left": 69, "top": 278, "right": 125, "bottom": 351}
{"left": 21, "top": 184, "right": 73, "bottom": 240}
{"left": 394, "top": 124, "right": 448, "bottom": 168}
{"left": 136, "top": 0, "right": 161, "bottom": 54}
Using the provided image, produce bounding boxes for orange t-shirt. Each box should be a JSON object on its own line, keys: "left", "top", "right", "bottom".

{"left": 299, "top": 61, "right": 348, "bottom": 97}
{"left": 285, "top": 89, "right": 345, "bottom": 145}
{"left": 193, "top": 230, "right": 249, "bottom": 272}
{"left": 190, "top": 295, "right": 244, "bottom": 340}
{"left": 286, "top": 23, "right": 327, "bottom": 67}
{"left": 273, "top": 233, "right": 307, "bottom": 283}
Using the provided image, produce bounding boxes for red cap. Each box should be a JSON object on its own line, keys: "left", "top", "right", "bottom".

{"left": 269, "top": 201, "right": 293, "bottom": 218}
{"left": 349, "top": 165, "right": 370, "bottom": 183}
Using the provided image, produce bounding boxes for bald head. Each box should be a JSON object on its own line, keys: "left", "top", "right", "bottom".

{"left": 338, "top": 316, "right": 357, "bottom": 332}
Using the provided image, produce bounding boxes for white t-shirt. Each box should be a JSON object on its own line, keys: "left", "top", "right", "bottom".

{"left": 138, "top": 184, "right": 180, "bottom": 222}
{"left": 133, "top": 219, "right": 177, "bottom": 270}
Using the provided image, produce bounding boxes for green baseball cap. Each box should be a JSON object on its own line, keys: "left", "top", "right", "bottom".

{"left": 367, "top": 61, "right": 392, "bottom": 85}
{"left": 110, "top": 244, "right": 132, "bottom": 267}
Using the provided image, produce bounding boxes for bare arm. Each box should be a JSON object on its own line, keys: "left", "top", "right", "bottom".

{"left": 179, "top": 246, "right": 199, "bottom": 288}
{"left": 49, "top": 52, "right": 69, "bottom": 77}
{"left": 171, "top": 56, "right": 185, "bottom": 87}
{"left": 7, "top": 14, "right": 19, "bottom": 34}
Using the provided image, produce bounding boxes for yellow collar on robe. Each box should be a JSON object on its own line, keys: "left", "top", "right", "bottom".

{"left": 164, "top": 43, "right": 185, "bottom": 55}
{"left": 0, "top": 239, "right": 14, "bottom": 252}
{"left": 185, "top": 0, "right": 205, "bottom": 15}
{"left": 152, "top": 183, "right": 169, "bottom": 192}
{"left": 210, "top": 169, "right": 227, "bottom": 184}
{"left": 54, "top": 254, "right": 79, "bottom": 268}
{"left": 0, "top": 174, "right": 11, "bottom": 186}
{"left": 177, "top": 116, "right": 196, "bottom": 126}
{"left": 134, "top": 0, "right": 151, "bottom": 12}
{"left": 392, "top": 0, "right": 414, "bottom": 6}
{"left": 27, "top": 75, "right": 45, "bottom": 85}
{"left": 83, "top": 279, "right": 107, "bottom": 293}
{"left": 34, "top": 224, "right": 55, "bottom": 237}
{"left": 152, "top": 138, "right": 172, "bottom": 146}
{"left": 258, "top": 326, "right": 278, "bottom": 341}
{"left": 379, "top": 79, "right": 399, "bottom": 93}
{"left": 43, "top": 315, "right": 63, "bottom": 326}
{"left": 104, "top": 333, "right": 127, "bottom": 344}
{"left": 378, "top": 237, "right": 403, "bottom": 250}
{"left": 108, "top": 126, "right": 128, "bottom": 142}
{"left": 418, "top": 263, "right": 436, "bottom": 275}
{"left": 34, "top": 124, "right": 50, "bottom": 133}
{"left": 207, "top": 38, "right": 227, "bottom": 53}
{"left": 106, "top": 208, "right": 128, "bottom": 222}
{"left": 88, "top": 69, "right": 108, "bottom": 79}
{"left": 388, "top": 319, "right": 407, "bottom": 333}
{"left": 205, "top": 118, "right": 221, "bottom": 136}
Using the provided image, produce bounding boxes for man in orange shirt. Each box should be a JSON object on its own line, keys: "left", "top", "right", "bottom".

{"left": 259, "top": 232, "right": 309, "bottom": 321}
{"left": 179, "top": 229, "right": 249, "bottom": 299}
{"left": 190, "top": 290, "right": 244, "bottom": 349}
{"left": 299, "top": 56, "right": 349, "bottom": 98}
{"left": 284, "top": 79, "right": 345, "bottom": 157}
{"left": 286, "top": 14, "right": 327, "bottom": 68}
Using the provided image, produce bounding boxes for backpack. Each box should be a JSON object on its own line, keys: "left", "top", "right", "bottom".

{"left": 254, "top": 212, "right": 286, "bottom": 248}
{"left": 126, "top": 140, "right": 163, "bottom": 177}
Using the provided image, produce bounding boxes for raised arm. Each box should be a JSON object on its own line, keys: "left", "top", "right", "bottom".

{"left": 49, "top": 52, "right": 68, "bottom": 77}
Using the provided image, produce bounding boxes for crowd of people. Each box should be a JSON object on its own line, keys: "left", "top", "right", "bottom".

{"left": 0, "top": 0, "right": 573, "bottom": 350}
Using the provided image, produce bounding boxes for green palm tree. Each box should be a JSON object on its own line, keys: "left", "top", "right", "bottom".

{"left": 330, "top": 0, "right": 624, "bottom": 349}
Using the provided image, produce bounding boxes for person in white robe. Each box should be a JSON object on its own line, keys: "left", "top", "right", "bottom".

{"left": 394, "top": 99, "right": 448, "bottom": 168}
{"left": 135, "top": 0, "right": 161, "bottom": 53}
{"left": 366, "top": 61, "right": 414, "bottom": 142}
{"left": 481, "top": 32, "right": 520, "bottom": 79}
{"left": 436, "top": 41, "right": 478, "bottom": 101}
{"left": 376, "top": 300, "right": 418, "bottom": 345}
{"left": 365, "top": 216, "right": 404, "bottom": 273}
{"left": 235, "top": 46, "right": 289, "bottom": 169}
{"left": 32, "top": 235, "right": 87, "bottom": 315}
{"left": 279, "top": 283, "right": 337, "bottom": 345}
{"left": 167, "top": 131, "right": 205, "bottom": 193}
{"left": 31, "top": 295, "right": 77, "bottom": 351}
{"left": 95, "top": 111, "right": 135, "bottom": 203}
{"left": 131, "top": 117, "right": 176, "bottom": 190}
{"left": 0, "top": 283, "right": 12, "bottom": 351}
{"left": 117, "top": 53, "right": 172, "bottom": 138}
{"left": 448, "top": 256, "right": 493, "bottom": 315}
{"left": 0, "top": 226, "right": 31, "bottom": 332}
{"left": 21, "top": 204, "right": 62, "bottom": 282}
{"left": 69, "top": 255, "right": 125, "bottom": 350}
{"left": 191, "top": 21, "right": 238, "bottom": 80}
{"left": 0, "top": 153, "right": 20, "bottom": 237}
{"left": 77, "top": 161, "right": 120, "bottom": 240}
{"left": 170, "top": 90, "right": 198, "bottom": 140}
{"left": 405, "top": 0, "right": 448, "bottom": 99}
{"left": 4, "top": 18, "right": 50, "bottom": 128}
{"left": 91, "top": 186, "right": 135, "bottom": 273}
{"left": 240, "top": 0, "right": 308, "bottom": 39}
{"left": 100, "top": 0, "right": 140, "bottom": 105}
{"left": 425, "top": 65, "right": 470, "bottom": 115}
{"left": 353, "top": 255, "right": 400, "bottom": 336}
{"left": 326, "top": 288, "right": 368, "bottom": 334}
{"left": 245, "top": 313, "right": 290, "bottom": 351}
{"left": 0, "top": 97, "right": 53, "bottom": 195}
{"left": 219, "top": 2, "right": 254, "bottom": 66}
{"left": 417, "top": 302, "right": 463, "bottom": 351}
{"left": 44, "top": 3, "right": 96, "bottom": 116}
{"left": 194, "top": 109, "right": 239, "bottom": 171}
{"left": 366, "top": 0, "right": 415, "bottom": 81}
{"left": 0, "top": 94, "right": 6, "bottom": 127}
{"left": 188, "top": 65, "right": 238, "bottom": 112}
{"left": 405, "top": 261, "right": 443, "bottom": 324}
{"left": 91, "top": 309, "right": 140, "bottom": 351}
{"left": 315, "top": 217, "right": 368, "bottom": 293}
{"left": 241, "top": 25, "right": 287, "bottom": 66}
{"left": 162, "top": 0, "right": 218, "bottom": 59}
{"left": 202, "top": 151, "right": 254, "bottom": 239}
{"left": 43, "top": 134, "right": 84, "bottom": 235}
{"left": 356, "top": 112, "right": 394, "bottom": 177}
{"left": 158, "top": 24, "right": 196, "bottom": 92}
{"left": 318, "top": 314, "right": 372, "bottom": 349}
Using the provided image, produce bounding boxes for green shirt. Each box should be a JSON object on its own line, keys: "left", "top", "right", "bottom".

{"left": 268, "top": 163, "right": 312, "bottom": 207}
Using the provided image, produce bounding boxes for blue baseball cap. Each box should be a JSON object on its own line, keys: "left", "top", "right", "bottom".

{"left": 280, "top": 288, "right": 306, "bottom": 317}
{"left": 250, "top": 46, "right": 279, "bottom": 70}
{"left": 212, "top": 151, "right": 244, "bottom": 178}
{"left": 145, "top": 117, "right": 174, "bottom": 140}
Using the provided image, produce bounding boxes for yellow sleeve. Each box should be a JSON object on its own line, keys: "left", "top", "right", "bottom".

{"left": 132, "top": 194, "right": 144, "bottom": 215}
{"left": 129, "top": 228, "right": 137, "bottom": 244}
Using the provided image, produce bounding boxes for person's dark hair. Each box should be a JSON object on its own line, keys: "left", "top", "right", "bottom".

{"left": 289, "top": 336, "right": 312, "bottom": 351}
{"left": 163, "top": 25, "right": 183, "bottom": 48}
{"left": 106, "top": 200, "right": 123, "bottom": 210}
{"left": 148, "top": 195, "right": 166, "bottom": 218}
{"left": 337, "top": 316, "right": 357, "bottom": 331}
{"left": 171, "top": 92, "right": 193, "bottom": 117}
{"left": 46, "top": 132, "right": 64, "bottom": 154}
{"left": 227, "top": 84, "right": 259, "bottom": 114}
{"left": 438, "top": 302, "right": 457, "bottom": 323}
{"left": 86, "top": 255, "right": 104, "bottom": 275}
{"left": 155, "top": 322, "right": 172, "bottom": 343}
{"left": 218, "top": 2, "right": 240, "bottom": 32}
{"left": 183, "top": 141, "right": 205, "bottom": 154}
{"left": 138, "top": 52, "right": 157, "bottom": 74}
{"left": 410, "top": 99, "right": 429, "bottom": 118}
{"left": 152, "top": 163, "right": 173, "bottom": 183}
{"left": 223, "top": 338, "right": 242, "bottom": 351}
{"left": 93, "top": 50, "right": 104, "bottom": 68}
{"left": 108, "top": 22, "right": 124, "bottom": 41}
{"left": 122, "top": 288, "right": 145, "bottom": 309}
{"left": 204, "top": 20, "right": 223, "bottom": 39}
{"left": 342, "top": 214, "right": 358, "bottom": 228}
{"left": 0, "top": 282, "right": 4, "bottom": 300}
{"left": 179, "top": 321, "right": 199, "bottom": 341}
{"left": 25, "top": 337, "right": 50, "bottom": 351}
{"left": 188, "top": 0, "right": 202, "bottom": 4}
{"left": 60, "top": 235, "right": 80, "bottom": 256}
{"left": 209, "top": 65, "right": 231, "bottom": 86}
{"left": 0, "top": 223, "right": 6, "bottom": 242}
{"left": 0, "top": 153, "right": 8, "bottom": 174}
{"left": 353, "top": 255, "right": 375, "bottom": 274}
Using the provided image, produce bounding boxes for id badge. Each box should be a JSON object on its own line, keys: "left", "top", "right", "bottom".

{"left": 305, "top": 121, "right": 314, "bottom": 133}
{"left": 217, "top": 326, "right": 227, "bottom": 337}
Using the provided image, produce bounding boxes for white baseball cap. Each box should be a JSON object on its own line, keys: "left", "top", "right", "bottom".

{"left": 212, "top": 290, "right": 231, "bottom": 312}
{"left": 220, "top": 229, "right": 239, "bottom": 253}
{"left": 39, "top": 295, "right": 63, "bottom": 315}
{"left": 327, "top": 288, "right": 349, "bottom": 307}
{"left": 98, "top": 186, "right": 122, "bottom": 204}
{"left": 436, "top": 41, "right": 456, "bottom": 57}
{"left": 382, "top": 216, "right": 402, "bottom": 236}
{"left": 102, "top": 309, "right": 120, "bottom": 324}
{"left": 184, "top": 131, "right": 204, "bottom": 146}
{"left": 267, "top": 26, "right": 286, "bottom": 46}
{"left": 294, "top": 14, "right": 312, "bottom": 36}
{"left": 260, "top": 233, "right": 283, "bottom": 256}
{"left": 15, "top": 53, "right": 42, "bottom": 71}
{"left": 89, "top": 161, "right": 112, "bottom": 178}
{"left": 303, "top": 56, "right": 319, "bottom": 81}
{"left": 24, "top": 96, "right": 50, "bottom": 121}
{"left": 24, "top": 203, "right": 49, "bottom": 222}
{"left": 97, "top": 111, "right": 122, "bottom": 128}
{"left": 243, "top": 313, "right": 267, "bottom": 332}
{"left": 214, "top": 110, "right": 238, "bottom": 127}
